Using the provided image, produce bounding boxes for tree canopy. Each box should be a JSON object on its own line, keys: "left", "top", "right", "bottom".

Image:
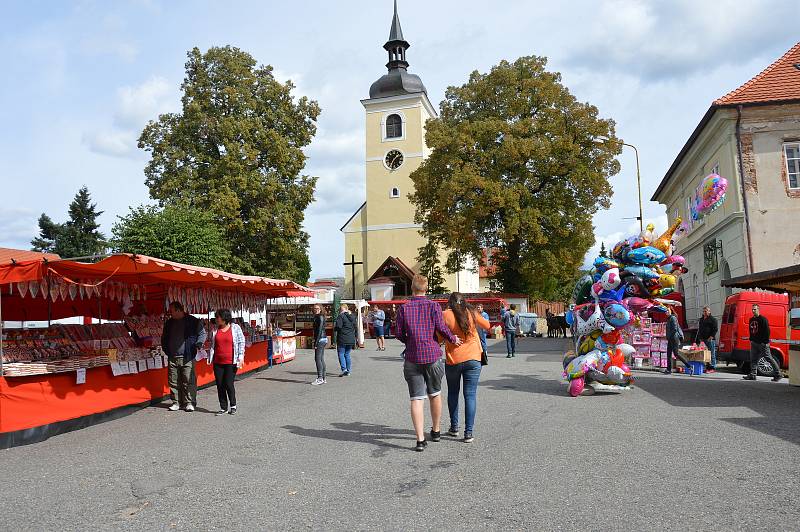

{"left": 31, "top": 186, "right": 106, "bottom": 258}
{"left": 409, "top": 56, "right": 621, "bottom": 299}
{"left": 138, "top": 46, "right": 321, "bottom": 283}
{"left": 111, "top": 204, "right": 231, "bottom": 270}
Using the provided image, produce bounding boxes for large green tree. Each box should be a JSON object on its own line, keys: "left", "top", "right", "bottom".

{"left": 139, "top": 46, "right": 320, "bottom": 283}
{"left": 31, "top": 186, "right": 106, "bottom": 258}
{"left": 409, "top": 56, "right": 621, "bottom": 298}
{"left": 111, "top": 204, "right": 231, "bottom": 270}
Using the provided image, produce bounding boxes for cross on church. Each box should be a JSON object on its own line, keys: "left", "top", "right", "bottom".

{"left": 343, "top": 254, "right": 363, "bottom": 300}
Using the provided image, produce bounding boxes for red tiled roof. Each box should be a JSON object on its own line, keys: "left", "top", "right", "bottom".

{"left": 479, "top": 248, "right": 499, "bottom": 278}
{"left": 0, "top": 248, "right": 59, "bottom": 265}
{"left": 714, "top": 42, "right": 800, "bottom": 106}
{"left": 308, "top": 280, "right": 338, "bottom": 288}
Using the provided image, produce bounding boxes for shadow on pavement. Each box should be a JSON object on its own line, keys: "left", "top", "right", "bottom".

{"left": 256, "top": 377, "right": 309, "bottom": 385}
{"left": 480, "top": 373, "right": 569, "bottom": 397}
{"left": 635, "top": 374, "right": 800, "bottom": 446}
{"left": 282, "top": 422, "right": 417, "bottom": 456}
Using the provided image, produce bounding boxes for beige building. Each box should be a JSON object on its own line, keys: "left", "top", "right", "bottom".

{"left": 341, "top": 3, "right": 479, "bottom": 300}
{"left": 652, "top": 42, "right": 800, "bottom": 327}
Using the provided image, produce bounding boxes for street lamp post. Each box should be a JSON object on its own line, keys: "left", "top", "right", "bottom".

{"left": 595, "top": 137, "right": 643, "bottom": 233}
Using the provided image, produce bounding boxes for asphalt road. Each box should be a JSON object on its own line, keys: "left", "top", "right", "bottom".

{"left": 2, "top": 337, "right": 799, "bottom": 531}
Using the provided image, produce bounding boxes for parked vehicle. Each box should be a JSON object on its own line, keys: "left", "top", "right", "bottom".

{"left": 718, "top": 291, "right": 799, "bottom": 375}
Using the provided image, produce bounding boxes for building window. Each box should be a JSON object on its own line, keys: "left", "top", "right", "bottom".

{"left": 386, "top": 114, "right": 403, "bottom": 139}
{"left": 390, "top": 187, "right": 400, "bottom": 198}
{"left": 784, "top": 143, "right": 800, "bottom": 189}
{"left": 711, "top": 162, "right": 720, "bottom": 175}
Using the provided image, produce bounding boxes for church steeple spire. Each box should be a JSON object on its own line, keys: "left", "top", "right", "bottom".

{"left": 384, "top": 0, "right": 410, "bottom": 72}
{"left": 368, "top": 0, "right": 427, "bottom": 99}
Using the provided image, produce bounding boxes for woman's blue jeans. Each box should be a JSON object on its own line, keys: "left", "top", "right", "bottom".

{"left": 337, "top": 345, "right": 353, "bottom": 372}
{"left": 446, "top": 359, "right": 482, "bottom": 433}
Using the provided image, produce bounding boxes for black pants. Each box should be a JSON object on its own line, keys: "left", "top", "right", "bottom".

{"left": 213, "top": 363, "right": 237, "bottom": 410}
{"left": 315, "top": 341, "right": 326, "bottom": 379}
{"left": 667, "top": 339, "right": 691, "bottom": 373}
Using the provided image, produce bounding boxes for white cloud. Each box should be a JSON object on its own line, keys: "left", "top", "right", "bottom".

{"left": 563, "top": 0, "right": 799, "bottom": 81}
{"left": 83, "top": 76, "right": 176, "bottom": 158}
{"left": 0, "top": 207, "right": 41, "bottom": 250}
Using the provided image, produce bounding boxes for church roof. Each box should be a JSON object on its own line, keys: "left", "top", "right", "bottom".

{"left": 366, "top": 256, "right": 416, "bottom": 285}
{"left": 340, "top": 201, "right": 366, "bottom": 232}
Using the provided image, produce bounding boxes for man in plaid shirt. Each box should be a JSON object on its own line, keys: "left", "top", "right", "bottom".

{"left": 396, "top": 274, "right": 460, "bottom": 452}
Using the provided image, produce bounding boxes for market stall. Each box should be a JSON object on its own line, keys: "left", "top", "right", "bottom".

{"left": 0, "top": 253, "right": 309, "bottom": 447}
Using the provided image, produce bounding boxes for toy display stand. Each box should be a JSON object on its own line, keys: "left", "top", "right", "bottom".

{"left": 622, "top": 317, "right": 669, "bottom": 371}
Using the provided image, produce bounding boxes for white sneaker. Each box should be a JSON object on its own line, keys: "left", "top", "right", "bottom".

{"left": 168, "top": 403, "right": 180, "bottom": 411}
{"left": 311, "top": 378, "right": 325, "bottom": 386}
{"left": 185, "top": 404, "right": 195, "bottom": 412}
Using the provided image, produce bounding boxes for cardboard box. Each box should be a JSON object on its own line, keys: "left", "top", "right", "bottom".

{"left": 679, "top": 348, "right": 711, "bottom": 363}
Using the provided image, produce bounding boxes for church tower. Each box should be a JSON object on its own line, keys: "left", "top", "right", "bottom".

{"left": 341, "top": 1, "right": 479, "bottom": 300}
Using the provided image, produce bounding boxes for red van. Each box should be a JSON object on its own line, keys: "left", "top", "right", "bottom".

{"left": 718, "top": 291, "right": 798, "bottom": 374}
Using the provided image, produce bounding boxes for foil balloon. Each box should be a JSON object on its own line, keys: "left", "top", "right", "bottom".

{"left": 575, "top": 304, "right": 615, "bottom": 336}
{"left": 624, "top": 265, "right": 660, "bottom": 281}
{"left": 691, "top": 173, "right": 728, "bottom": 221}
{"left": 573, "top": 275, "right": 594, "bottom": 305}
{"left": 600, "top": 268, "right": 622, "bottom": 291}
{"left": 604, "top": 303, "right": 631, "bottom": 328}
{"left": 639, "top": 223, "right": 655, "bottom": 245}
{"left": 651, "top": 217, "right": 683, "bottom": 253}
{"left": 593, "top": 257, "right": 621, "bottom": 273}
{"left": 626, "top": 246, "right": 667, "bottom": 266}
{"left": 623, "top": 297, "right": 653, "bottom": 315}
{"left": 568, "top": 377, "right": 585, "bottom": 397}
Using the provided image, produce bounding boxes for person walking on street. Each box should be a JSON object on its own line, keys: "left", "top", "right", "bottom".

{"left": 385, "top": 304, "right": 397, "bottom": 339}
{"left": 696, "top": 306, "right": 718, "bottom": 372}
{"left": 744, "top": 304, "right": 781, "bottom": 382}
{"left": 161, "top": 301, "right": 207, "bottom": 412}
{"left": 503, "top": 304, "right": 520, "bottom": 357}
{"left": 311, "top": 304, "right": 328, "bottom": 385}
{"left": 475, "top": 304, "right": 490, "bottom": 358}
{"left": 334, "top": 303, "right": 357, "bottom": 376}
{"left": 442, "top": 293, "right": 491, "bottom": 443}
{"left": 208, "top": 309, "right": 245, "bottom": 415}
{"left": 396, "top": 274, "right": 461, "bottom": 452}
{"left": 664, "top": 306, "right": 693, "bottom": 375}
{"left": 370, "top": 305, "right": 386, "bottom": 351}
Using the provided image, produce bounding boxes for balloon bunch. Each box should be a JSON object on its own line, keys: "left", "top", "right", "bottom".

{"left": 563, "top": 218, "right": 689, "bottom": 396}
{"left": 690, "top": 173, "right": 728, "bottom": 221}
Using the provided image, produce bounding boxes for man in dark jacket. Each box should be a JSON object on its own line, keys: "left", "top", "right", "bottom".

{"left": 696, "top": 306, "right": 719, "bottom": 372}
{"left": 664, "top": 306, "right": 693, "bottom": 375}
{"left": 161, "top": 301, "right": 207, "bottom": 411}
{"left": 744, "top": 304, "right": 781, "bottom": 381}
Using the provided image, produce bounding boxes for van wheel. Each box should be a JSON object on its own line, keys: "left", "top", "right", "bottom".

{"left": 756, "top": 354, "right": 780, "bottom": 377}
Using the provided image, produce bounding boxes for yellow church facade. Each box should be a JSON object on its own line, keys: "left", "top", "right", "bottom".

{"left": 341, "top": 3, "right": 479, "bottom": 300}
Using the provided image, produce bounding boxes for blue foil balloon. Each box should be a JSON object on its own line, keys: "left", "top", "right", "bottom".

{"left": 604, "top": 303, "right": 631, "bottom": 328}
{"left": 625, "top": 246, "right": 666, "bottom": 265}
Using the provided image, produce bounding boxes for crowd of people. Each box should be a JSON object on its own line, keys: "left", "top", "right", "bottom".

{"left": 159, "top": 278, "right": 783, "bottom": 450}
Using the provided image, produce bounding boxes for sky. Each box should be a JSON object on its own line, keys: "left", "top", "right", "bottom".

{"left": 1, "top": 0, "right": 798, "bottom": 280}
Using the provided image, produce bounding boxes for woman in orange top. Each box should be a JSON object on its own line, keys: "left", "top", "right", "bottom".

{"left": 442, "top": 293, "right": 490, "bottom": 443}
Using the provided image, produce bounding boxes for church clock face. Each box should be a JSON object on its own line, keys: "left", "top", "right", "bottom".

{"left": 385, "top": 149, "right": 404, "bottom": 170}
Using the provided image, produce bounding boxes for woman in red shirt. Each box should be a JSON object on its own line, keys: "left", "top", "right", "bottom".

{"left": 208, "top": 309, "right": 246, "bottom": 415}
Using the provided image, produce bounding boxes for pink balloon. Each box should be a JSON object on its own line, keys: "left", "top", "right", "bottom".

{"left": 620, "top": 364, "right": 631, "bottom": 374}
{"left": 568, "top": 377, "right": 585, "bottom": 397}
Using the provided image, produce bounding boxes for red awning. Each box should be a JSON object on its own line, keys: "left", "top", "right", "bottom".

{"left": 0, "top": 254, "right": 310, "bottom": 321}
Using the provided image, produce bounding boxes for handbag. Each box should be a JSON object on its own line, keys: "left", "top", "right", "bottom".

{"left": 481, "top": 349, "right": 489, "bottom": 366}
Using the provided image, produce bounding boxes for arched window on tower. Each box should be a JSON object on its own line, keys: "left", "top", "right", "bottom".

{"left": 386, "top": 114, "right": 402, "bottom": 139}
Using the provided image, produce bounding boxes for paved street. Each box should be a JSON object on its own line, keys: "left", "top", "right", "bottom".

{"left": 2, "top": 337, "right": 799, "bottom": 531}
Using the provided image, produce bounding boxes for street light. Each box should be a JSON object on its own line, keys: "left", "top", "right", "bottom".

{"left": 594, "top": 136, "right": 643, "bottom": 233}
